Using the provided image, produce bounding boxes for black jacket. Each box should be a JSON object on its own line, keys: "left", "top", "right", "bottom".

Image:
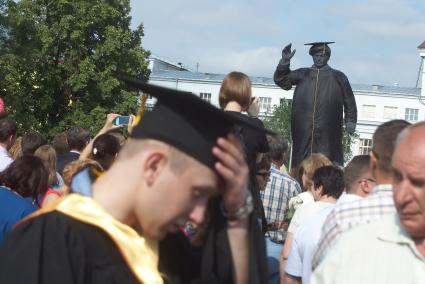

{"left": 274, "top": 63, "right": 357, "bottom": 167}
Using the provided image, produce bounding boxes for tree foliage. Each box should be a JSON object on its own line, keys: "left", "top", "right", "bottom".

{"left": 0, "top": 0, "right": 150, "bottom": 138}
{"left": 263, "top": 99, "right": 357, "bottom": 166}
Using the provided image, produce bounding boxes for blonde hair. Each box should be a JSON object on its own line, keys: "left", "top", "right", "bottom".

{"left": 300, "top": 153, "right": 332, "bottom": 190}
{"left": 219, "top": 71, "right": 252, "bottom": 110}
{"left": 62, "top": 159, "right": 103, "bottom": 187}
{"left": 9, "top": 136, "right": 22, "bottom": 160}
{"left": 34, "top": 145, "right": 58, "bottom": 187}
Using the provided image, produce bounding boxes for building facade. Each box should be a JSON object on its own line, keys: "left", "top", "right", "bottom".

{"left": 147, "top": 48, "right": 425, "bottom": 163}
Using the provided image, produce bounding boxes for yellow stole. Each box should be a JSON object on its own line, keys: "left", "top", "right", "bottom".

{"left": 26, "top": 194, "right": 163, "bottom": 284}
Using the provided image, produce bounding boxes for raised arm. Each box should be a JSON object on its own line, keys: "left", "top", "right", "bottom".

{"left": 274, "top": 43, "right": 303, "bottom": 90}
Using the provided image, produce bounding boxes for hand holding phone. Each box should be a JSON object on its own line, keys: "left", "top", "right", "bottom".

{"left": 113, "top": 116, "right": 130, "bottom": 125}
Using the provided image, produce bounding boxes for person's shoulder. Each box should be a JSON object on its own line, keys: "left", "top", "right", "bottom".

{"left": 330, "top": 68, "right": 349, "bottom": 80}
{"left": 0, "top": 188, "right": 36, "bottom": 209}
{"left": 334, "top": 214, "right": 397, "bottom": 245}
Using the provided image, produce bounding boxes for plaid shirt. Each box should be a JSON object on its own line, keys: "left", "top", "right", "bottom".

{"left": 312, "top": 184, "right": 395, "bottom": 270}
{"left": 261, "top": 164, "right": 301, "bottom": 243}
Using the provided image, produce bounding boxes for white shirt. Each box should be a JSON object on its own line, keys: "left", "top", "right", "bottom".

{"left": 311, "top": 213, "right": 425, "bottom": 284}
{"left": 0, "top": 146, "right": 13, "bottom": 172}
{"left": 336, "top": 192, "right": 362, "bottom": 205}
{"left": 312, "top": 184, "right": 394, "bottom": 270}
{"left": 285, "top": 203, "right": 335, "bottom": 284}
{"left": 288, "top": 199, "right": 326, "bottom": 234}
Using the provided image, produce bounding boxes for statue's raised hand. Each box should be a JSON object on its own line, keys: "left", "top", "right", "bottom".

{"left": 280, "top": 43, "right": 296, "bottom": 64}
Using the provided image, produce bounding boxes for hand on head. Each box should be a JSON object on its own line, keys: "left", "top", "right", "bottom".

{"left": 212, "top": 134, "right": 249, "bottom": 214}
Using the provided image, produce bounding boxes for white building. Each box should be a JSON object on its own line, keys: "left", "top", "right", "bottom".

{"left": 147, "top": 41, "right": 425, "bottom": 159}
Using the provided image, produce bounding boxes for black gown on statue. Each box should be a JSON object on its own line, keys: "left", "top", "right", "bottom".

{"left": 274, "top": 64, "right": 357, "bottom": 168}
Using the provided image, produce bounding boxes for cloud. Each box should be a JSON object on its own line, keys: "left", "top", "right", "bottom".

{"left": 130, "top": 0, "right": 425, "bottom": 87}
{"left": 329, "top": 0, "right": 425, "bottom": 39}
{"left": 196, "top": 46, "right": 283, "bottom": 77}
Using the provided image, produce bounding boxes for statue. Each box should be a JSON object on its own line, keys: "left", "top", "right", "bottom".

{"left": 274, "top": 42, "right": 357, "bottom": 170}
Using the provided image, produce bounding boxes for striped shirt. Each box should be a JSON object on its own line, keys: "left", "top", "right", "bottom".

{"left": 261, "top": 164, "right": 301, "bottom": 243}
{"left": 312, "top": 184, "right": 395, "bottom": 270}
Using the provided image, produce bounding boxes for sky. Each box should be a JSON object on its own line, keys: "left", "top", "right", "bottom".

{"left": 130, "top": 0, "right": 425, "bottom": 88}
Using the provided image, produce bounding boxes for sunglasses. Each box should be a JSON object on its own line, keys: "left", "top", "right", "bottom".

{"left": 256, "top": 170, "right": 271, "bottom": 178}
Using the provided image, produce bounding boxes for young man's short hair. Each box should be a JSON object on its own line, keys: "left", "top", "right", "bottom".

{"left": 372, "top": 119, "right": 410, "bottom": 176}
{"left": 267, "top": 135, "right": 288, "bottom": 163}
{"left": 313, "top": 165, "right": 344, "bottom": 199}
{"left": 0, "top": 119, "right": 17, "bottom": 143}
{"left": 344, "top": 155, "right": 371, "bottom": 193}
{"left": 22, "top": 132, "right": 44, "bottom": 155}
{"left": 67, "top": 126, "right": 90, "bottom": 151}
{"left": 52, "top": 132, "right": 70, "bottom": 156}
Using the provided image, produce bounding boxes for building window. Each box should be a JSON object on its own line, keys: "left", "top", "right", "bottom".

{"left": 259, "top": 97, "right": 272, "bottom": 113}
{"left": 358, "top": 138, "right": 372, "bottom": 155}
{"left": 200, "top": 93, "right": 211, "bottom": 103}
{"left": 383, "top": 106, "right": 398, "bottom": 119}
{"left": 405, "top": 108, "right": 419, "bottom": 121}
{"left": 361, "top": 104, "right": 376, "bottom": 120}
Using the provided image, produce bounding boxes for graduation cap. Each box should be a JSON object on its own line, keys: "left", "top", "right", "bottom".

{"left": 305, "top": 42, "right": 334, "bottom": 56}
{"left": 120, "top": 76, "right": 274, "bottom": 171}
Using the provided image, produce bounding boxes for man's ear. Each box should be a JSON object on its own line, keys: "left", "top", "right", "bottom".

{"left": 363, "top": 182, "right": 373, "bottom": 195}
{"left": 143, "top": 151, "right": 167, "bottom": 187}
{"left": 359, "top": 180, "right": 372, "bottom": 196}
{"left": 370, "top": 151, "right": 377, "bottom": 173}
{"left": 7, "top": 134, "right": 15, "bottom": 147}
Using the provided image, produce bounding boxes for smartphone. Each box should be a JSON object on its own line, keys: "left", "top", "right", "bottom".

{"left": 113, "top": 116, "right": 130, "bottom": 125}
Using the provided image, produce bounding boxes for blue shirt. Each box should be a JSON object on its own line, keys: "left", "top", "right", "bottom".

{"left": 0, "top": 187, "right": 37, "bottom": 243}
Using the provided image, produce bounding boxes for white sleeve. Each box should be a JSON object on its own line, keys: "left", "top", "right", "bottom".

{"left": 284, "top": 234, "right": 302, "bottom": 277}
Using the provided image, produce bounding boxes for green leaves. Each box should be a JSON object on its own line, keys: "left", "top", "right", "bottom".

{"left": 0, "top": 0, "right": 149, "bottom": 139}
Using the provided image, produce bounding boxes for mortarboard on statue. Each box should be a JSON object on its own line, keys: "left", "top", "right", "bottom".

{"left": 305, "top": 41, "right": 335, "bottom": 56}
{"left": 120, "top": 76, "right": 274, "bottom": 171}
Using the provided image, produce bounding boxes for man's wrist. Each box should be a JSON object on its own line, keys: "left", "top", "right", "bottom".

{"left": 221, "top": 191, "right": 253, "bottom": 221}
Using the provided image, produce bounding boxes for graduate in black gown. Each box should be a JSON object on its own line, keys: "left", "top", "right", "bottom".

{"left": 274, "top": 42, "right": 357, "bottom": 170}
{"left": 0, "top": 79, "right": 270, "bottom": 284}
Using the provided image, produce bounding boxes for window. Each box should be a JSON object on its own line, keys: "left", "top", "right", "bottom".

{"left": 383, "top": 106, "right": 398, "bottom": 119}
{"left": 405, "top": 108, "right": 419, "bottom": 121}
{"left": 358, "top": 138, "right": 373, "bottom": 155}
{"left": 259, "top": 97, "right": 272, "bottom": 113}
{"left": 361, "top": 105, "right": 376, "bottom": 120}
{"left": 200, "top": 93, "right": 211, "bottom": 103}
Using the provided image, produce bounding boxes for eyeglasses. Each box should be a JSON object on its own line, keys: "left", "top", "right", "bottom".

{"left": 256, "top": 170, "right": 271, "bottom": 178}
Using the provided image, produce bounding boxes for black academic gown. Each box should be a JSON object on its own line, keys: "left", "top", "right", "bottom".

{"left": 159, "top": 198, "right": 268, "bottom": 284}
{"left": 0, "top": 212, "right": 139, "bottom": 284}
{"left": 274, "top": 63, "right": 357, "bottom": 167}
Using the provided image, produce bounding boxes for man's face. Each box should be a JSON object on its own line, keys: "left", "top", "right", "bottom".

{"left": 312, "top": 53, "right": 330, "bottom": 68}
{"left": 392, "top": 131, "right": 425, "bottom": 238}
{"left": 135, "top": 155, "right": 219, "bottom": 240}
{"left": 256, "top": 170, "right": 270, "bottom": 191}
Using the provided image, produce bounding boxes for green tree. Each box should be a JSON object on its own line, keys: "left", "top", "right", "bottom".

{"left": 263, "top": 99, "right": 357, "bottom": 166}
{"left": 263, "top": 99, "right": 292, "bottom": 166}
{"left": 0, "top": 0, "right": 150, "bottom": 138}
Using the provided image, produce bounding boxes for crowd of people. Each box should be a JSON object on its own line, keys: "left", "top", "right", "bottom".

{"left": 0, "top": 71, "right": 423, "bottom": 284}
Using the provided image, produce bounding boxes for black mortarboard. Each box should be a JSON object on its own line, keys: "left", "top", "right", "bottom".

{"left": 120, "top": 76, "right": 274, "bottom": 171}
{"left": 305, "top": 41, "right": 334, "bottom": 56}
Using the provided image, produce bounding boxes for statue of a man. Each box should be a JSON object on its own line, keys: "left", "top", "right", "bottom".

{"left": 274, "top": 42, "right": 357, "bottom": 170}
